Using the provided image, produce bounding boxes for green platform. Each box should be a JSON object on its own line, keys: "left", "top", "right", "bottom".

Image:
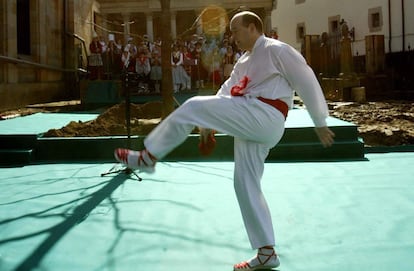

{"left": 0, "top": 153, "right": 413, "bottom": 271}
{"left": 0, "top": 113, "right": 98, "bottom": 166}
{"left": 0, "top": 102, "right": 413, "bottom": 271}
{"left": 0, "top": 107, "right": 364, "bottom": 166}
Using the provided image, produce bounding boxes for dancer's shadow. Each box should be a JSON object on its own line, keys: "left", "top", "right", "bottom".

{"left": 0, "top": 173, "right": 129, "bottom": 271}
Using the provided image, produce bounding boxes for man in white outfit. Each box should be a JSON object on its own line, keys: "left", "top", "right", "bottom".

{"left": 115, "top": 11, "right": 335, "bottom": 271}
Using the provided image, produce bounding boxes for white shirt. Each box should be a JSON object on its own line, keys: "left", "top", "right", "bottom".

{"left": 217, "top": 35, "right": 329, "bottom": 127}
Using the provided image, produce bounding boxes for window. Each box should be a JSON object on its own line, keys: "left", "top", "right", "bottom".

{"left": 272, "top": 0, "right": 278, "bottom": 10}
{"left": 331, "top": 20, "right": 339, "bottom": 32}
{"left": 296, "top": 23, "right": 305, "bottom": 42}
{"left": 328, "top": 15, "right": 341, "bottom": 33}
{"left": 368, "top": 7, "right": 383, "bottom": 32}
{"left": 372, "top": 13, "right": 380, "bottom": 28}
{"left": 17, "top": 0, "right": 31, "bottom": 55}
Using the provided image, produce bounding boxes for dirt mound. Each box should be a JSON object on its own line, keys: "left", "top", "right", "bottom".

{"left": 330, "top": 101, "right": 414, "bottom": 146}
{"left": 43, "top": 101, "right": 163, "bottom": 137}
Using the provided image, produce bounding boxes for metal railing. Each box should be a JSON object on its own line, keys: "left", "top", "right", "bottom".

{"left": 67, "top": 31, "right": 89, "bottom": 70}
{"left": 0, "top": 32, "right": 89, "bottom": 74}
{"left": 0, "top": 55, "right": 86, "bottom": 73}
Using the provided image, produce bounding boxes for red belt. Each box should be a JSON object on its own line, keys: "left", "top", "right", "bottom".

{"left": 257, "top": 97, "right": 289, "bottom": 120}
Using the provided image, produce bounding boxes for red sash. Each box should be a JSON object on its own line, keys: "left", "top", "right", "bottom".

{"left": 257, "top": 97, "right": 288, "bottom": 120}
{"left": 230, "top": 76, "right": 289, "bottom": 120}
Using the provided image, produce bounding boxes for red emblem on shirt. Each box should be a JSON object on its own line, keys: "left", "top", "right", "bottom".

{"left": 231, "top": 76, "right": 250, "bottom": 96}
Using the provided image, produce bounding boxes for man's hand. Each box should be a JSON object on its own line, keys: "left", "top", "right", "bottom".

{"left": 314, "top": 126, "right": 335, "bottom": 148}
{"left": 199, "top": 128, "right": 212, "bottom": 144}
{"left": 198, "top": 128, "right": 216, "bottom": 156}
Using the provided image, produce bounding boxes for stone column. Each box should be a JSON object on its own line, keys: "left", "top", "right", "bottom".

{"left": 146, "top": 12, "right": 154, "bottom": 42}
{"left": 101, "top": 14, "right": 108, "bottom": 39}
{"left": 170, "top": 11, "right": 177, "bottom": 40}
{"left": 64, "top": 0, "right": 77, "bottom": 97}
{"left": 122, "top": 13, "right": 131, "bottom": 43}
{"left": 219, "top": 14, "right": 226, "bottom": 37}
{"left": 195, "top": 9, "right": 203, "bottom": 35}
{"left": 0, "top": 2, "right": 4, "bottom": 83}
{"left": 36, "top": 0, "right": 49, "bottom": 81}
{"left": 5, "top": 0, "right": 18, "bottom": 83}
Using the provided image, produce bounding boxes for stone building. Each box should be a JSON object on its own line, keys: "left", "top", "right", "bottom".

{"left": 97, "top": 0, "right": 273, "bottom": 44}
{"left": 272, "top": 0, "right": 414, "bottom": 98}
{"left": 0, "top": 0, "right": 274, "bottom": 111}
{"left": 272, "top": 0, "right": 413, "bottom": 55}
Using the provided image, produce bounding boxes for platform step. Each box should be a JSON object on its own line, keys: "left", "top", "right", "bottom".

{"left": 0, "top": 134, "right": 38, "bottom": 149}
{"left": 269, "top": 139, "right": 365, "bottom": 161}
{"left": 35, "top": 132, "right": 365, "bottom": 162}
{"left": 0, "top": 149, "right": 33, "bottom": 166}
{"left": 280, "top": 125, "right": 358, "bottom": 144}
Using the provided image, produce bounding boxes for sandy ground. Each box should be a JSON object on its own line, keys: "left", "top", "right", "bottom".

{"left": 1, "top": 99, "right": 413, "bottom": 147}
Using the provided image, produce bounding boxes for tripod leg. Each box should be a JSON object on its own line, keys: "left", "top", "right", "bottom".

{"left": 124, "top": 168, "right": 142, "bottom": 181}
{"left": 100, "top": 164, "right": 120, "bottom": 177}
{"left": 101, "top": 164, "right": 142, "bottom": 181}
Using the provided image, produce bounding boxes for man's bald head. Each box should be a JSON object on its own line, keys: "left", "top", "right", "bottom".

{"left": 231, "top": 11, "right": 263, "bottom": 34}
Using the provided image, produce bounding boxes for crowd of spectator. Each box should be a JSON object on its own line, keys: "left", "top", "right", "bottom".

{"left": 88, "top": 29, "right": 278, "bottom": 93}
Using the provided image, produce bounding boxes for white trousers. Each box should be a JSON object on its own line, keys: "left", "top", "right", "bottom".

{"left": 144, "top": 95, "right": 286, "bottom": 249}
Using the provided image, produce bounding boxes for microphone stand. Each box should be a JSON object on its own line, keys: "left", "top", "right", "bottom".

{"left": 101, "top": 64, "right": 142, "bottom": 181}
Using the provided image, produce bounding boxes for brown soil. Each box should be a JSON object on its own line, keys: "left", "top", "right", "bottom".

{"left": 328, "top": 101, "right": 414, "bottom": 146}
{"left": 43, "top": 101, "right": 164, "bottom": 137}
{"left": 1, "top": 100, "right": 413, "bottom": 147}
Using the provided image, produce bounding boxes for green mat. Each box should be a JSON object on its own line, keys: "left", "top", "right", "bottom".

{"left": 0, "top": 109, "right": 352, "bottom": 135}
{"left": 0, "top": 112, "right": 98, "bottom": 135}
{"left": 0, "top": 152, "right": 413, "bottom": 271}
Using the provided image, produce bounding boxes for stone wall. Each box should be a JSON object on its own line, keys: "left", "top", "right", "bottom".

{"left": 0, "top": 0, "right": 69, "bottom": 111}
{"left": 0, "top": 0, "right": 274, "bottom": 111}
